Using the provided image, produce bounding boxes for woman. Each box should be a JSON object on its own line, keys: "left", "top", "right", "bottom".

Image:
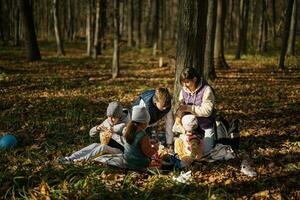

{"left": 175, "top": 67, "right": 216, "bottom": 154}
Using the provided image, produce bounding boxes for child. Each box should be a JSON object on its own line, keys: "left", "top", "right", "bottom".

{"left": 94, "top": 105, "right": 159, "bottom": 170}
{"left": 89, "top": 101, "right": 130, "bottom": 151}
{"left": 174, "top": 114, "right": 204, "bottom": 165}
{"left": 132, "top": 88, "right": 173, "bottom": 147}
{"left": 58, "top": 101, "right": 130, "bottom": 163}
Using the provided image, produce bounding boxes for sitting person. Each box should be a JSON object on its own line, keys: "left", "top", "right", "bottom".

{"left": 173, "top": 67, "right": 216, "bottom": 155}
{"left": 89, "top": 101, "right": 130, "bottom": 151}
{"left": 58, "top": 101, "right": 130, "bottom": 163}
{"left": 174, "top": 114, "right": 204, "bottom": 165}
{"left": 132, "top": 88, "right": 173, "bottom": 147}
{"left": 94, "top": 105, "right": 159, "bottom": 171}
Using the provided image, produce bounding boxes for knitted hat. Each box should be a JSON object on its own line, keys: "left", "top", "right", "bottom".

{"left": 106, "top": 101, "right": 123, "bottom": 118}
{"left": 131, "top": 105, "right": 150, "bottom": 124}
{"left": 182, "top": 114, "right": 198, "bottom": 132}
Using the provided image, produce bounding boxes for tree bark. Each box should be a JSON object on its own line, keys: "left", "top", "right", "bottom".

{"left": 271, "top": 0, "right": 276, "bottom": 42}
{"left": 127, "top": 0, "right": 133, "bottom": 47}
{"left": 0, "top": 1, "right": 4, "bottom": 42}
{"left": 14, "top": 7, "right": 20, "bottom": 46}
{"left": 133, "top": 0, "right": 142, "bottom": 48}
{"left": 287, "top": 0, "right": 297, "bottom": 56}
{"left": 67, "top": 0, "right": 74, "bottom": 40}
{"left": 278, "top": 0, "right": 294, "bottom": 69}
{"left": 157, "top": 0, "right": 164, "bottom": 53}
{"left": 257, "top": 0, "right": 268, "bottom": 53}
{"left": 214, "top": 0, "right": 229, "bottom": 69}
{"left": 112, "top": 0, "right": 120, "bottom": 79}
{"left": 53, "top": 0, "right": 65, "bottom": 56}
{"left": 19, "top": 0, "right": 41, "bottom": 61}
{"left": 93, "top": 0, "right": 101, "bottom": 58}
{"left": 235, "top": 0, "right": 249, "bottom": 59}
{"left": 86, "top": 0, "right": 92, "bottom": 56}
{"left": 174, "top": 0, "right": 208, "bottom": 107}
{"left": 150, "top": 0, "right": 159, "bottom": 55}
{"left": 204, "top": 0, "right": 217, "bottom": 81}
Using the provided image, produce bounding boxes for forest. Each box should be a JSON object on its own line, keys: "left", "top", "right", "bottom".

{"left": 0, "top": 0, "right": 299, "bottom": 199}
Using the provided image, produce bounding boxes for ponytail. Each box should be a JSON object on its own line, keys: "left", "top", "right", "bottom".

{"left": 124, "top": 121, "right": 139, "bottom": 144}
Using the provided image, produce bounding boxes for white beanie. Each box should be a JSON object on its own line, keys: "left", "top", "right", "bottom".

{"left": 131, "top": 106, "right": 150, "bottom": 124}
{"left": 182, "top": 114, "right": 198, "bottom": 132}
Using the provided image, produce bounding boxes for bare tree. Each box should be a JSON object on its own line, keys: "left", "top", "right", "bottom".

{"left": 86, "top": 0, "right": 92, "bottom": 56}
{"left": 19, "top": 0, "right": 41, "bottom": 61}
{"left": 93, "top": 0, "right": 101, "bottom": 58}
{"left": 278, "top": 0, "right": 294, "bottom": 69}
{"left": 257, "top": 0, "right": 268, "bottom": 53}
{"left": 53, "top": 0, "right": 65, "bottom": 56}
{"left": 204, "top": 0, "right": 217, "bottom": 81}
{"left": 112, "top": 0, "right": 120, "bottom": 79}
{"left": 235, "top": 0, "right": 249, "bottom": 59}
{"left": 174, "top": 0, "right": 208, "bottom": 107}
{"left": 287, "top": 0, "right": 297, "bottom": 55}
{"left": 127, "top": 0, "right": 133, "bottom": 47}
{"left": 214, "top": 0, "right": 229, "bottom": 69}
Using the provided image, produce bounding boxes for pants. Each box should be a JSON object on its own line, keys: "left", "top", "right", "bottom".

{"left": 94, "top": 153, "right": 127, "bottom": 168}
{"left": 66, "top": 143, "right": 122, "bottom": 162}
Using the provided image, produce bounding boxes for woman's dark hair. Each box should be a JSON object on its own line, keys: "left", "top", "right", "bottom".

{"left": 124, "top": 121, "right": 139, "bottom": 144}
{"left": 179, "top": 67, "right": 201, "bottom": 86}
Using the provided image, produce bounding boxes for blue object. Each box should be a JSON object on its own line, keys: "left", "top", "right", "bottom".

{"left": 0, "top": 134, "right": 17, "bottom": 149}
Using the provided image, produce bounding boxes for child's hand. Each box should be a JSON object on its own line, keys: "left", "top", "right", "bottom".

{"left": 151, "top": 143, "right": 159, "bottom": 151}
{"left": 178, "top": 105, "right": 189, "bottom": 112}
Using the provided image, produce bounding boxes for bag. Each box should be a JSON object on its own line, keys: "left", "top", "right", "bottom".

{"left": 215, "top": 115, "right": 240, "bottom": 152}
{"left": 202, "top": 144, "right": 236, "bottom": 162}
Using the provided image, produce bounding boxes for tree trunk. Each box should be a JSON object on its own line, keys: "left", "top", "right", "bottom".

{"left": 249, "top": 0, "right": 257, "bottom": 46}
{"left": 86, "top": 0, "right": 92, "bottom": 56}
{"left": 112, "top": 0, "right": 120, "bottom": 79}
{"left": 278, "top": 0, "right": 294, "bottom": 69}
{"left": 0, "top": 1, "right": 4, "bottom": 43}
{"left": 174, "top": 0, "right": 208, "bottom": 107}
{"left": 14, "top": 7, "right": 20, "bottom": 46}
{"left": 158, "top": 0, "right": 164, "bottom": 53}
{"left": 235, "top": 0, "right": 249, "bottom": 59}
{"left": 150, "top": 0, "right": 159, "bottom": 55}
{"left": 53, "top": 0, "right": 65, "bottom": 56}
{"left": 257, "top": 0, "right": 268, "bottom": 53}
{"left": 204, "top": 0, "right": 217, "bottom": 81}
{"left": 93, "top": 0, "right": 101, "bottom": 58}
{"left": 287, "top": 0, "right": 297, "bottom": 56}
{"left": 271, "top": 0, "right": 276, "bottom": 42}
{"left": 226, "top": 0, "right": 234, "bottom": 47}
{"left": 143, "top": 0, "right": 151, "bottom": 45}
{"left": 214, "top": 0, "right": 229, "bottom": 69}
{"left": 67, "top": 0, "right": 74, "bottom": 40}
{"left": 127, "top": 0, "right": 133, "bottom": 47}
{"left": 133, "top": 0, "right": 142, "bottom": 48}
{"left": 242, "top": 0, "right": 249, "bottom": 54}
{"left": 19, "top": 0, "right": 41, "bottom": 61}
{"left": 99, "top": 0, "right": 107, "bottom": 52}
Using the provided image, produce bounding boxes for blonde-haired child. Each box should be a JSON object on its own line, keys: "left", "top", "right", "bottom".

{"left": 174, "top": 114, "right": 204, "bottom": 165}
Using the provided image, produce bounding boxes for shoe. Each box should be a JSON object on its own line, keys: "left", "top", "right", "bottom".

{"left": 172, "top": 170, "right": 192, "bottom": 183}
{"left": 57, "top": 157, "right": 72, "bottom": 164}
{"left": 241, "top": 159, "right": 257, "bottom": 177}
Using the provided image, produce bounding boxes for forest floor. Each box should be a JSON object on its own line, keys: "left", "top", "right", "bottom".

{"left": 0, "top": 42, "right": 300, "bottom": 199}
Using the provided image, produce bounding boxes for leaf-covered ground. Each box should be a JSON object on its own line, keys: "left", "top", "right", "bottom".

{"left": 0, "top": 43, "right": 299, "bottom": 199}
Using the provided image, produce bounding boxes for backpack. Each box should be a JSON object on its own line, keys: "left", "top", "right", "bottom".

{"left": 214, "top": 115, "right": 240, "bottom": 153}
